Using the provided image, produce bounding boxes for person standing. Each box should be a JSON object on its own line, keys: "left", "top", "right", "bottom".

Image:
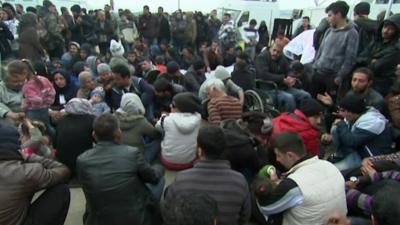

{"left": 312, "top": 1, "right": 359, "bottom": 98}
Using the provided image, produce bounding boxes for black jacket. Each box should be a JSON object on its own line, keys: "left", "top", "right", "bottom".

{"left": 357, "top": 14, "right": 400, "bottom": 92}
{"left": 0, "top": 22, "right": 13, "bottom": 58}
{"left": 354, "top": 17, "right": 378, "bottom": 55}
{"left": 77, "top": 141, "right": 163, "bottom": 225}
{"left": 255, "top": 50, "right": 290, "bottom": 86}
{"left": 55, "top": 114, "right": 95, "bottom": 176}
{"left": 231, "top": 67, "right": 256, "bottom": 91}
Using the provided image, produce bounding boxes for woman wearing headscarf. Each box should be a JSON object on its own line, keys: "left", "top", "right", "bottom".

{"left": 257, "top": 20, "right": 270, "bottom": 53}
{"left": 18, "top": 12, "right": 46, "bottom": 63}
{"left": 115, "top": 93, "right": 161, "bottom": 163}
{"left": 51, "top": 69, "right": 78, "bottom": 110}
{"left": 55, "top": 98, "right": 95, "bottom": 176}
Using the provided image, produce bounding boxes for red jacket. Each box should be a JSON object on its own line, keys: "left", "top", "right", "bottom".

{"left": 272, "top": 109, "right": 320, "bottom": 156}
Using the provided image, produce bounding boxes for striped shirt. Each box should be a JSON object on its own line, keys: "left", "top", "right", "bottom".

{"left": 208, "top": 95, "right": 242, "bottom": 124}
{"left": 346, "top": 170, "right": 400, "bottom": 214}
{"left": 165, "top": 160, "right": 251, "bottom": 225}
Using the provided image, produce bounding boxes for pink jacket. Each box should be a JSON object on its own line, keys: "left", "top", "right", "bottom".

{"left": 22, "top": 76, "right": 55, "bottom": 111}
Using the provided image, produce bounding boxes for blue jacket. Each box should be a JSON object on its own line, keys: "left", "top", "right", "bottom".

{"left": 335, "top": 107, "right": 393, "bottom": 158}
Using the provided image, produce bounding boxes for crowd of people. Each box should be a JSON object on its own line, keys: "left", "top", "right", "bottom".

{"left": 0, "top": 0, "right": 400, "bottom": 225}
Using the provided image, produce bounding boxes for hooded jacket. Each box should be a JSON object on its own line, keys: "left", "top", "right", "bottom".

{"left": 334, "top": 107, "right": 393, "bottom": 158}
{"left": 272, "top": 109, "right": 320, "bottom": 156}
{"left": 354, "top": 16, "right": 378, "bottom": 54}
{"left": 116, "top": 113, "right": 160, "bottom": 151}
{"left": 313, "top": 22, "right": 359, "bottom": 79}
{"left": 156, "top": 112, "right": 201, "bottom": 164}
{"left": 357, "top": 14, "right": 400, "bottom": 89}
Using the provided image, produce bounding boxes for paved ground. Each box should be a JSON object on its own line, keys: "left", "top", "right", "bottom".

{"left": 64, "top": 170, "right": 177, "bottom": 225}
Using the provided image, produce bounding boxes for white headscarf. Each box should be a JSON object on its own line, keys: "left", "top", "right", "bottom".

{"left": 65, "top": 98, "right": 93, "bottom": 115}
{"left": 117, "top": 93, "right": 145, "bottom": 115}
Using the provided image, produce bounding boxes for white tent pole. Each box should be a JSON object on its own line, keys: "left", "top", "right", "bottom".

{"left": 385, "top": 0, "right": 394, "bottom": 19}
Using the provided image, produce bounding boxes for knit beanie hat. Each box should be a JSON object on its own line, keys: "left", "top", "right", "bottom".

{"left": 97, "top": 63, "right": 111, "bottom": 74}
{"left": 0, "top": 123, "right": 21, "bottom": 153}
{"left": 214, "top": 66, "right": 231, "bottom": 80}
{"left": 167, "top": 61, "right": 180, "bottom": 74}
{"left": 173, "top": 92, "right": 201, "bottom": 113}
{"left": 69, "top": 41, "right": 80, "bottom": 50}
{"left": 339, "top": 93, "right": 366, "bottom": 114}
{"left": 91, "top": 86, "right": 105, "bottom": 99}
{"left": 110, "top": 39, "right": 125, "bottom": 57}
{"left": 299, "top": 98, "right": 324, "bottom": 117}
{"left": 118, "top": 93, "right": 145, "bottom": 115}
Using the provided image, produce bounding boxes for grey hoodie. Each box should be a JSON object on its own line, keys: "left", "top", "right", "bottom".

{"left": 313, "top": 22, "right": 359, "bottom": 79}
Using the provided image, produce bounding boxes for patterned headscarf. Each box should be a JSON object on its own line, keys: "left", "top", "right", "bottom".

{"left": 65, "top": 98, "right": 93, "bottom": 115}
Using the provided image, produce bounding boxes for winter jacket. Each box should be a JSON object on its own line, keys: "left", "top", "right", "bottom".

{"left": 18, "top": 26, "right": 45, "bottom": 63}
{"left": 108, "top": 77, "right": 155, "bottom": 111}
{"left": 184, "top": 13, "right": 197, "bottom": 45}
{"left": 77, "top": 141, "right": 164, "bottom": 225}
{"left": 354, "top": 17, "right": 378, "bottom": 55}
{"left": 0, "top": 81, "right": 23, "bottom": 118}
{"left": 95, "top": 19, "right": 115, "bottom": 44}
{"left": 389, "top": 94, "right": 400, "bottom": 128}
{"left": 116, "top": 112, "right": 160, "bottom": 151}
{"left": 156, "top": 112, "right": 201, "bottom": 164}
{"left": 272, "top": 109, "right": 320, "bottom": 156}
{"left": 0, "top": 22, "right": 13, "bottom": 58}
{"left": 158, "top": 15, "right": 171, "bottom": 43}
{"left": 138, "top": 14, "right": 160, "bottom": 39}
{"left": 171, "top": 16, "right": 187, "bottom": 42}
{"left": 231, "top": 67, "right": 256, "bottom": 91}
{"left": 0, "top": 154, "right": 70, "bottom": 225}
{"left": 255, "top": 49, "right": 290, "bottom": 86}
{"left": 55, "top": 114, "right": 95, "bottom": 176}
{"left": 357, "top": 14, "right": 400, "bottom": 95}
{"left": 313, "top": 22, "right": 359, "bottom": 79}
{"left": 184, "top": 67, "right": 206, "bottom": 93}
{"left": 21, "top": 76, "right": 55, "bottom": 111}
{"left": 334, "top": 107, "right": 393, "bottom": 158}
{"left": 41, "top": 10, "right": 64, "bottom": 51}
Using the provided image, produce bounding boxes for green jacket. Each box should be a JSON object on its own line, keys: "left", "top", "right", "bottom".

{"left": 0, "top": 81, "right": 22, "bottom": 118}
{"left": 115, "top": 112, "right": 160, "bottom": 151}
{"left": 76, "top": 142, "right": 163, "bottom": 225}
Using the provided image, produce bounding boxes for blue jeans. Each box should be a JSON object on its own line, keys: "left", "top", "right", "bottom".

{"left": 331, "top": 126, "right": 362, "bottom": 171}
{"left": 146, "top": 177, "right": 165, "bottom": 202}
{"left": 334, "top": 152, "right": 362, "bottom": 171}
{"left": 286, "top": 88, "right": 312, "bottom": 107}
{"left": 143, "top": 139, "right": 161, "bottom": 163}
{"left": 267, "top": 90, "right": 296, "bottom": 112}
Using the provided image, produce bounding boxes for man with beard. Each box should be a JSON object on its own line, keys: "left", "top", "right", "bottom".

{"left": 357, "top": 13, "right": 400, "bottom": 96}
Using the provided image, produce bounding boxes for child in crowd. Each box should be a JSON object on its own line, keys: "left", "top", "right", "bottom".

{"left": 19, "top": 119, "right": 55, "bottom": 158}
{"left": 156, "top": 92, "right": 202, "bottom": 170}
{"left": 89, "top": 87, "right": 110, "bottom": 117}
{"left": 21, "top": 59, "right": 56, "bottom": 135}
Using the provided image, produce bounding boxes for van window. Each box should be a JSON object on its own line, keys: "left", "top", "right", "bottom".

{"left": 238, "top": 11, "right": 250, "bottom": 24}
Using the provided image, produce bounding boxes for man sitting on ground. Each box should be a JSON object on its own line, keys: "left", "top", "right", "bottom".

{"left": 331, "top": 93, "right": 393, "bottom": 171}
{"left": 77, "top": 114, "right": 165, "bottom": 225}
{"left": 165, "top": 125, "right": 251, "bottom": 225}
{"left": 258, "top": 131, "right": 347, "bottom": 225}
{"left": 0, "top": 123, "right": 70, "bottom": 225}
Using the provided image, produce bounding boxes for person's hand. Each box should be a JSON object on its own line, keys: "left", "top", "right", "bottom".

{"left": 283, "top": 76, "right": 296, "bottom": 87}
{"left": 345, "top": 180, "right": 358, "bottom": 190}
{"left": 334, "top": 77, "right": 342, "bottom": 86}
{"left": 206, "top": 67, "right": 211, "bottom": 73}
{"left": 333, "top": 118, "right": 342, "bottom": 126}
{"left": 76, "top": 16, "right": 82, "bottom": 24}
{"left": 360, "top": 157, "right": 375, "bottom": 176}
{"left": 6, "top": 111, "right": 25, "bottom": 122}
{"left": 326, "top": 213, "right": 350, "bottom": 225}
{"left": 361, "top": 161, "right": 377, "bottom": 176}
{"left": 317, "top": 92, "right": 333, "bottom": 106}
{"left": 321, "top": 133, "right": 332, "bottom": 144}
